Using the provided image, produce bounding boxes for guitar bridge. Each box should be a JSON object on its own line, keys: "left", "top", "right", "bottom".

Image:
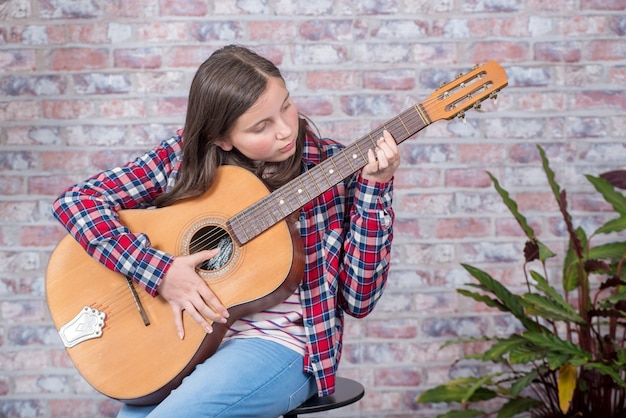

{"left": 58, "top": 306, "right": 106, "bottom": 348}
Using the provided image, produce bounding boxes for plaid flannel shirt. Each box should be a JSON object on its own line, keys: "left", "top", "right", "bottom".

{"left": 52, "top": 128, "right": 394, "bottom": 396}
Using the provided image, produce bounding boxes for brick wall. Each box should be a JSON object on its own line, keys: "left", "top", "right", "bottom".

{"left": 1, "top": 0, "right": 625, "bottom": 417}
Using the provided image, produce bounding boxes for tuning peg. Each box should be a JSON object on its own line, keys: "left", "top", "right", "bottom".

{"left": 455, "top": 72, "right": 464, "bottom": 79}
{"left": 458, "top": 110, "right": 466, "bottom": 124}
{"left": 439, "top": 81, "right": 448, "bottom": 88}
{"left": 473, "top": 102, "right": 484, "bottom": 112}
{"left": 489, "top": 91, "right": 498, "bottom": 104}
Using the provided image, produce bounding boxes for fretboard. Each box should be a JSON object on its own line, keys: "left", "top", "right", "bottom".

{"left": 228, "top": 103, "right": 430, "bottom": 245}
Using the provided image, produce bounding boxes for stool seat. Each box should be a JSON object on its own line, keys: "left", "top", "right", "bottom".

{"left": 284, "top": 377, "right": 364, "bottom": 417}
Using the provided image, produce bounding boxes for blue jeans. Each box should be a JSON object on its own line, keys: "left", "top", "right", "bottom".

{"left": 117, "top": 338, "right": 317, "bottom": 418}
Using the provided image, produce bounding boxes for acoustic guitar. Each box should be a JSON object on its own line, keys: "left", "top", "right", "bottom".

{"left": 45, "top": 61, "right": 508, "bottom": 405}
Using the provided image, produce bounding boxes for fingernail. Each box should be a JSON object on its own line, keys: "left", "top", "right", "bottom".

{"left": 223, "top": 310, "right": 230, "bottom": 318}
{"left": 205, "top": 326, "right": 213, "bottom": 334}
{"left": 178, "top": 331, "right": 184, "bottom": 340}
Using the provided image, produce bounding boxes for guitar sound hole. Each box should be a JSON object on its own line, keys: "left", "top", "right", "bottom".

{"left": 189, "top": 225, "right": 233, "bottom": 272}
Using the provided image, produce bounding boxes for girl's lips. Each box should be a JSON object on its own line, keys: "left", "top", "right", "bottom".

{"left": 280, "top": 139, "right": 295, "bottom": 153}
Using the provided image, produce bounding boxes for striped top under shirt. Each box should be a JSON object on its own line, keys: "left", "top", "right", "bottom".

{"left": 222, "top": 287, "right": 306, "bottom": 355}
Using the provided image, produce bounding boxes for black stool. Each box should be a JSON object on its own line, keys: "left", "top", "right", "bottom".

{"left": 284, "top": 377, "right": 364, "bottom": 417}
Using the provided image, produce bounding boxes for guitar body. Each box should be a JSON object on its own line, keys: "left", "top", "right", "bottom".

{"left": 45, "top": 165, "right": 305, "bottom": 405}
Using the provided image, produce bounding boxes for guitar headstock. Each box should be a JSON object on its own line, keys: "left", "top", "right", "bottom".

{"left": 424, "top": 61, "right": 508, "bottom": 122}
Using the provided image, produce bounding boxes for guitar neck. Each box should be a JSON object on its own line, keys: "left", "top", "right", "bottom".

{"left": 228, "top": 60, "right": 509, "bottom": 245}
{"left": 229, "top": 104, "right": 430, "bottom": 245}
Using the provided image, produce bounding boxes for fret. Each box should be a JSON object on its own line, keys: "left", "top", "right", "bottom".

{"left": 396, "top": 115, "right": 411, "bottom": 136}
{"left": 341, "top": 148, "right": 357, "bottom": 172}
{"left": 287, "top": 178, "right": 310, "bottom": 207}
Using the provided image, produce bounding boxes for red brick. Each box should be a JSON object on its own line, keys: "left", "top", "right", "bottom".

{"left": 49, "top": 48, "right": 109, "bottom": 71}
{"left": 2, "top": 300, "right": 48, "bottom": 323}
{"left": 458, "top": 144, "right": 507, "bottom": 164}
{"left": 99, "top": 99, "right": 146, "bottom": 118}
{"left": 306, "top": 71, "right": 359, "bottom": 91}
{"left": 299, "top": 20, "right": 353, "bottom": 41}
{"left": 515, "top": 192, "right": 560, "bottom": 212}
{"left": 445, "top": 168, "right": 492, "bottom": 188}
{"left": 575, "top": 90, "right": 626, "bottom": 110}
{"left": 400, "top": 193, "right": 454, "bottom": 215}
{"left": 137, "top": 22, "right": 189, "bottom": 42}
{"left": 42, "top": 100, "right": 95, "bottom": 119}
{"left": 0, "top": 349, "right": 49, "bottom": 370}
{"left": 155, "top": 97, "right": 186, "bottom": 117}
{"left": 469, "top": 41, "right": 530, "bottom": 63}
{"left": 48, "top": 400, "right": 101, "bottom": 418}
{"left": 0, "top": 101, "right": 41, "bottom": 121}
{"left": 366, "top": 318, "right": 419, "bottom": 339}
{"left": 114, "top": 47, "right": 162, "bottom": 69}
{"left": 0, "top": 49, "right": 36, "bottom": 71}
{"left": 375, "top": 367, "right": 422, "bottom": 386}
{"left": 394, "top": 167, "right": 442, "bottom": 189}
{"left": 293, "top": 96, "right": 333, "bottom": 116}
{"left": 582, "top": 0, "right": 626, "bottom": 10}
{"left": 248, "top": 21, "right": 297, "bottom": 41}
{"left": 558, "top": 16, "right": 609, "bottom": 36}
{"left": 588, "top": 40, "right": 626, "bottom": 60}
{"left": 167, "top": 46, "right": 215, "bottom": 67}
{"left": 496, "top": 217, "right": 543, "bottom": 237}
{"left": 19, "top": 225, "right": 65, "bottom": 246}
{"left": 535, "top": 41, "right": 582, "bottom": 62}
{"left": 489, "top": 16, "right": 531, "bottom": 37}
{"left": 436, "top": 217, "right": 491, "bottom": 238}
{"left": 364, "top": 70, "right": 415, "bottom": 90}
{"left": 0, "top": 176, "right": 25, "bottom": 195}
{"left": 67, "top": 23, "right": 111, "bottom": 44}
{"left": 160, "top": 0, "right": 208, "bottom": 16}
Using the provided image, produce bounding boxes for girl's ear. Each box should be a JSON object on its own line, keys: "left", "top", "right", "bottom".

{"left": 214, "top": 139, "right": 233, "bottom": 151}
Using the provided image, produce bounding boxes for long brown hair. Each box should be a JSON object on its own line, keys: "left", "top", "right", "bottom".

{"left": 155, "top": 45, "right": 309, "bottom": 208}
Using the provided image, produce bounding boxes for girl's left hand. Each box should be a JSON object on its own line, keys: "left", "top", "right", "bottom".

{"left": 361, "top": 129, "right": 400, "bottom": 183}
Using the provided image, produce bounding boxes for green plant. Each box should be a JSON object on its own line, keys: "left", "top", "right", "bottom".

{"left": 416, "top": 145, "right": 626, "bottom": 418}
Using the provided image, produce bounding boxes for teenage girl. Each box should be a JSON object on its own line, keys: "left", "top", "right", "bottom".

{"left": 52, "top": 44, "right": 400, "bottom": 417}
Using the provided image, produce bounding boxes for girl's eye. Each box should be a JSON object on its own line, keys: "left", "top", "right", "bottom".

{"left": 253, "top": 122, "right": 268, "bottom": 133}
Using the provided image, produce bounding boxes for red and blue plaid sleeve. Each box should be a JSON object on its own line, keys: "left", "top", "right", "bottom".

{"left": 51, "top": 136, "right": 182, "bottom": 296}
{"left": 339, "top": 175, "right": 394, "bottom": 317}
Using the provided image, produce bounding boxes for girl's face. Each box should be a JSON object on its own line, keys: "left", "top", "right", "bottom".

{"left": 216, "top": 77, "right": 299, "bottom": 163}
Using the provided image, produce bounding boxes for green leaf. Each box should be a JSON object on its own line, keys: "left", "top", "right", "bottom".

{"left": 522, "top": 332, "right": 591, "bottom": 361}
{"left": 528, "top": 271, "right": 583, "bottom": 323}
{"left": 482, "top": 335, "right": 527, "bottom": 362}
{"left": 461, "top": 264, "right": 526, "bottom": 320}
{"left": 487, "top": 171, "right": 535, "bottom": 239}
{"left": 522, "top": 293, "right": 585, "bottom": 324}
{"left": 595, "top": 216, "right": 626, "bottom": 235}
{"left": 437, "top": 410, "right": 485, "bottom": 418}
{"left": 461, "top": 375, "right": 495, "bottom": 403}
{"left": 510, "top": 369, "right": 538, "bottom": 396}
{"left": 538, "top": 145, "right": 562, "bottom": 208}
{"left": 585, "top": 363, "right": 626, "bottom": 387}
{"left": 586, "top": 174, "right": 626, "bottom": 216}
{"left": 457, "top": 289, "right": 508, "bottom": 312}
{"left": 497, "top": 397, "right": 543, "bottom": 418}
{"left": 538, "top": 240, "right": 557, "bottom": 261}
{"left": 417, "top": 382, "right": 497, "bottom": 403}
{"left": 588, "top": 242, "right": 626, "bottom": 262}
{"left": 562, "top": 227, "right": 587, "bottom": 292}
{"left": 509, "top": 344, "right": 546, "bottom": 364}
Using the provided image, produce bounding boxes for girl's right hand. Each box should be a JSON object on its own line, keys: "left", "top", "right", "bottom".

{"left": 158, "top": 249, "right": 230, "bottom": 339}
